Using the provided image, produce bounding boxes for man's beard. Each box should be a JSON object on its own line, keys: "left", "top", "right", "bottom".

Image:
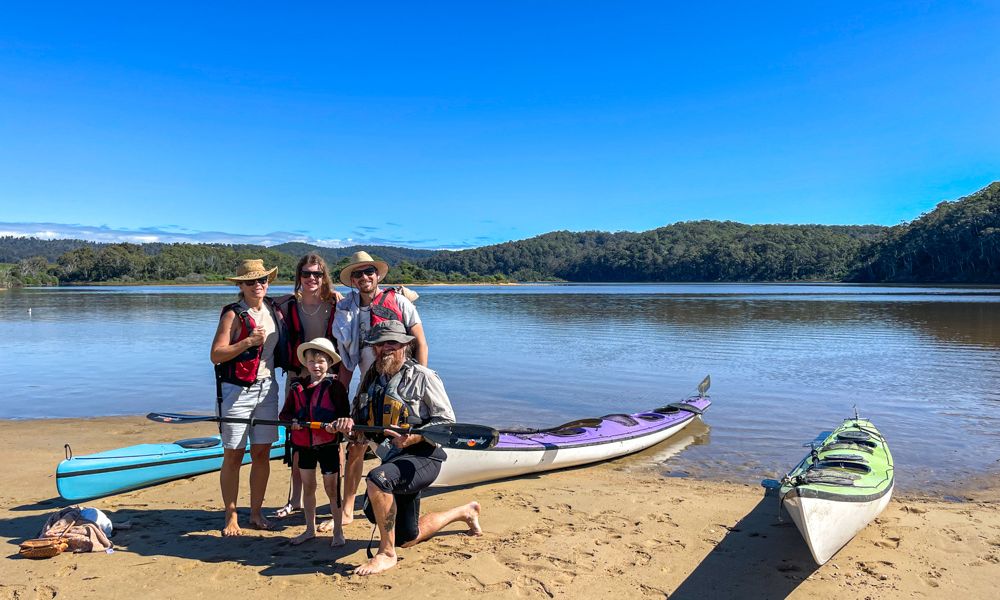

{"left": 375, "top": 350, "right": 405, "bottom": 376}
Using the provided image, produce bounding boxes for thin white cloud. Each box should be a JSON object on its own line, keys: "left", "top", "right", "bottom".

{"left": 0, "top": 222, "right": 480, "bottom": 250}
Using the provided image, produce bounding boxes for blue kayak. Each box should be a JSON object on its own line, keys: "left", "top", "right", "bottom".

{"left": 56, "top": 429, "right": 286, "bottom": 501}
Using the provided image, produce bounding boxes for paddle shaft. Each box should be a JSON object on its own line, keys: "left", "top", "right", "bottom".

{"left": 209, "top": 415, "right": 421, "bottom": 436}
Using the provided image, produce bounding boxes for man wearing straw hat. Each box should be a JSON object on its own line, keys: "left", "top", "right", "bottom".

{"left": 333, "top": 250, "right": 427, "bottom": 524}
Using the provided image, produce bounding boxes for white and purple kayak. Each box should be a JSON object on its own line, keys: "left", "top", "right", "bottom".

{"left": 429, "top": 376, "right": 712, "bottom": 487}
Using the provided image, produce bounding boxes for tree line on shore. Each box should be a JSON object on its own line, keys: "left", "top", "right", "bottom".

{"left": 3, "top": 182, "right": 998, "bottom": 288}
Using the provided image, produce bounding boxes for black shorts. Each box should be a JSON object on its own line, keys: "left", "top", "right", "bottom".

{"left": 293, "top": 444, "right": 341, "bottom": 475}
{"left": 365, "top": 453, "right": 442, "bottom": 545}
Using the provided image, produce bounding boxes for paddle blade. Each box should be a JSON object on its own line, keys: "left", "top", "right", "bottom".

{"left": 697, "top": 375, "right": 711, "bottom": 397}
{"left": 146, "top": 412, "right": 218, "bottom": 424}
{"left": 420, "top": 423, "right": 498, "bottom": 450}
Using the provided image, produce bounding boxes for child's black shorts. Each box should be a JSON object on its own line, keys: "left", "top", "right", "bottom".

{"left": 293, "top": 443, "right": 341, "bottom": 475}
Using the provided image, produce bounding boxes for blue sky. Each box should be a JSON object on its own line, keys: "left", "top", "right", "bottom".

{"left": 1, "top": 2, "right": 998, "bottom": 249}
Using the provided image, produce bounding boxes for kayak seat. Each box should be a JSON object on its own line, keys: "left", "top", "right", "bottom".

{"left": 653, "top": 405, "right": 680, "bottom": 414}
{"left": 601, "top": 414, "right": 640, "bottom": 426}
{"left": 836, "top": 430, "right": 872, "bottom": 443}
{"left": 636, "top": 413, "right": 666, "bottom": 421}
{"left": 819, "top": 442, "right": 874, "bottom": 454}
{"left": 176, "top": 437, "right": 222, "bottom": 449}
{"left": 819, "top": 453, "right": 867, "bottom": 463}
{"left": 549, "top": 427, "right": 587, "bottom": 437}
{"left": 814, "top": 460, "right": 870, "bottom": 474}
{"left": 798, "top": 469, "right": 860, "bottom": 486}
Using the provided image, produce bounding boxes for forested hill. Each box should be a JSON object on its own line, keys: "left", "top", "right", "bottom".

{"left": 850, "top": 182, "right": 1000, "bottom": 283}
{"left": 423, "top": 222, "right": 886, "bottom": 282}
{"left": 3, "top": 182, "right": 1000, "bottom": 286}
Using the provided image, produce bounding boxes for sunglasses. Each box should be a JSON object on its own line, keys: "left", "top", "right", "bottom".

{"left": 373, "top": 340, "right": 403, "bottom": 349}
{"left": 241, "top": 276, "right": 269, "bottom": 286}
{"left": 351, "top": 266, "right": 378, "bottom": 279}
{"left": 300, "top": 270, "right": 324, "bottom": 279}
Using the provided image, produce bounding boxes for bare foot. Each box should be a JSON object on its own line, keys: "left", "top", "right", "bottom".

{"left": 464, "top": 501, "right": 483, "bottom": 536}
{"left": 341, "top": 510, "right": 354, "bottom": 525}
{"left": 355, "top": 552, "right": 397, "bottom": 576}
{"left": 290, "top": 530, "right": 315, "bottom": 545}
{"left": 317, "top": 518, "right": 334, "bottom": 533}
{"left": 330, "top": 531, "right": 346, "bottom": 547}
{"left": 222, "top": 511, "right": 242, "bottom": 537}
{"left": 248, "top": 515, "right": 273, "bottom": 531}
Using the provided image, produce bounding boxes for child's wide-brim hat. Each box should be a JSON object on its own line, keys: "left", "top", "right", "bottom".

{"left": 296, "top": 337, "right": 342, "bottom": 367}
{"left": 339, "top": 251, "right": 389, "bottom": 286}
{"left": 226, "top": 259, "right": 278, "bottom": 283}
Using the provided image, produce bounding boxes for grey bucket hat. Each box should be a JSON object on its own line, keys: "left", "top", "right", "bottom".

{"left": 365, "top": 320, "right": 415, "bottom": 345}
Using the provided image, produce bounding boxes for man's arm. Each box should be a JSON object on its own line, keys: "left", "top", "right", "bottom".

{"left": 408, "top": 322, "right": 428, "bottom": 366}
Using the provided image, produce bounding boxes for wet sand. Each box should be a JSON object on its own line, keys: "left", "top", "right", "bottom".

{"left": 2, "top": 416, "right": 997, "bottom": 599}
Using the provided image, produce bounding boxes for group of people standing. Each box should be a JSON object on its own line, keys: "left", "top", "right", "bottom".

{"left": 209, "top": 251, "right": 481, "bottom": 575}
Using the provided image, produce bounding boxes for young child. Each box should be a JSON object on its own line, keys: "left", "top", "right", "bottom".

{"left": 278, "top": 337, "right": 351, "bottom": 546}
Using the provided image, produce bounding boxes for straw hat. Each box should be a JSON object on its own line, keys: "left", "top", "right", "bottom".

{"left": 226, "top": 259, "right": 278, "bottom": 283}
{"left": 296, "top": 337, "right": 342, "bottom": 367}
{"left": 339, "top": 251, "right": 389, "bottom": 286}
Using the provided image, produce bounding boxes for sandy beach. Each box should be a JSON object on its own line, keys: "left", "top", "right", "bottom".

{"left": 2, "top": 416, "right": 997, "bottom": 599}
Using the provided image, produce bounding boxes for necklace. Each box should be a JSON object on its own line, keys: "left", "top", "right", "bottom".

{"left": 299, "top": 299, "right": 326, "bottom": 317}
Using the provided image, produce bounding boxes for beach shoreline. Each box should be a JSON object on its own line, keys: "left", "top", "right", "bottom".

{"left": 2, "top": 416, "right": 996, "bottom": 599}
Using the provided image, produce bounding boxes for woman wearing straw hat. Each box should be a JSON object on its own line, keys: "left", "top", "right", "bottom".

{"left": 332, "top": 250, "right": 426, "bottom": 524}
{"left": 210, "top": 259, "right": 286, "bottom": 536}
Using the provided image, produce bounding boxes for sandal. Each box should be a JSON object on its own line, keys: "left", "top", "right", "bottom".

{"left": 272, "top": 503, "right": 301, "bottom": 519}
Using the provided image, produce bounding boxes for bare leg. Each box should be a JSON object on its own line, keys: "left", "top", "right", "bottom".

{"left": 355, "top": 486, "right": 397, "bottom": 576}
{"left": 400, "top": 501, "right": 482, "bottom": 548}
{"left": 290, "top": 468, "right": 318, "bottom": 545}
{"left": 248, "top": 443, "right": 272, "bottom": 530}
{"left": 289, "top": 452, "right": 303, "bottom": 508}
{"left": 220, "top": 448, "right": 246, "bottom": 536}
{"left": 322, "top": 473, "right": 346, "bottom": 547}
{"left": 341, "top": 442, "right": 366, "bottom": 524}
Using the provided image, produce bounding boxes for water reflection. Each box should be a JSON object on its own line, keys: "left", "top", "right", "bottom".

{"left": 2, "top": 284, "right": 999, "bottom": 494}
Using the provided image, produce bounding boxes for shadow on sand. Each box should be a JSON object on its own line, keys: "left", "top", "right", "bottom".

{"left": 1, "top": 501, "right": 378, "bottom": 575}
{"left": 669, "top": 495, "right": 819, "bottom": 600}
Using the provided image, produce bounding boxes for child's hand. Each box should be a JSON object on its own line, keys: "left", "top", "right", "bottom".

{"left": 291, "top": 420, "right": 302, "bottom": 431}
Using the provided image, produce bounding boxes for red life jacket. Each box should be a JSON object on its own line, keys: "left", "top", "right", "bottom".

{"left": 215, "top": 302, "right": 264, "bottom": 387}
{"left": 369, "top": 288, "right": 403, "bottom": 326}
{"left": 282, "top": 378, "right": 349, "bottom": 447}
{"left": 281, "top": 297, "right": 337, "bottom": 373}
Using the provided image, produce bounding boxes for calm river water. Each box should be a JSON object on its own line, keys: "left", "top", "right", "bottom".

{"left": 2, "top": 283, "right": 999, "bottom": 494}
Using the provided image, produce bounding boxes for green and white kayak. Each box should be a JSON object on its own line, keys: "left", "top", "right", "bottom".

{"left": 777, "top": 417, "right": 894, "bottom": 565}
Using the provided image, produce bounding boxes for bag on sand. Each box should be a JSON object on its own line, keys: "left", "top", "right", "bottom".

{"left": 19, "top": 537, "right": 70, "bottom": 559}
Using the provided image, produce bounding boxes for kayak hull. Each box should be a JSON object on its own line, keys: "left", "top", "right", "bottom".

{"left": 784, "top": 483, "right": 894, "bottom": 565}
{"left": 431, "top": 394, "right": 711, "bottom": 487}
{"left": 778, "top": 418, "right": 894, "bottom": 565}
{"left": 56, "top": 430, "right": 286, "bottom": 501}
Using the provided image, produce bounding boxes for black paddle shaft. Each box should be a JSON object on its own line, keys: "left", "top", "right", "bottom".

{"left": 146, "top": 412, "right": 499, "bottom": 450}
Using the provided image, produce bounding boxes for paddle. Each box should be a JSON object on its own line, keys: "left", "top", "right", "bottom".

{"left": 146, "top": 412, "right": 499, "bottom": 450}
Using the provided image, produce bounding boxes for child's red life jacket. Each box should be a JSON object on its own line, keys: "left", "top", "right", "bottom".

{"left": 280, "top": 377, "right": 349, "bottom": 447}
